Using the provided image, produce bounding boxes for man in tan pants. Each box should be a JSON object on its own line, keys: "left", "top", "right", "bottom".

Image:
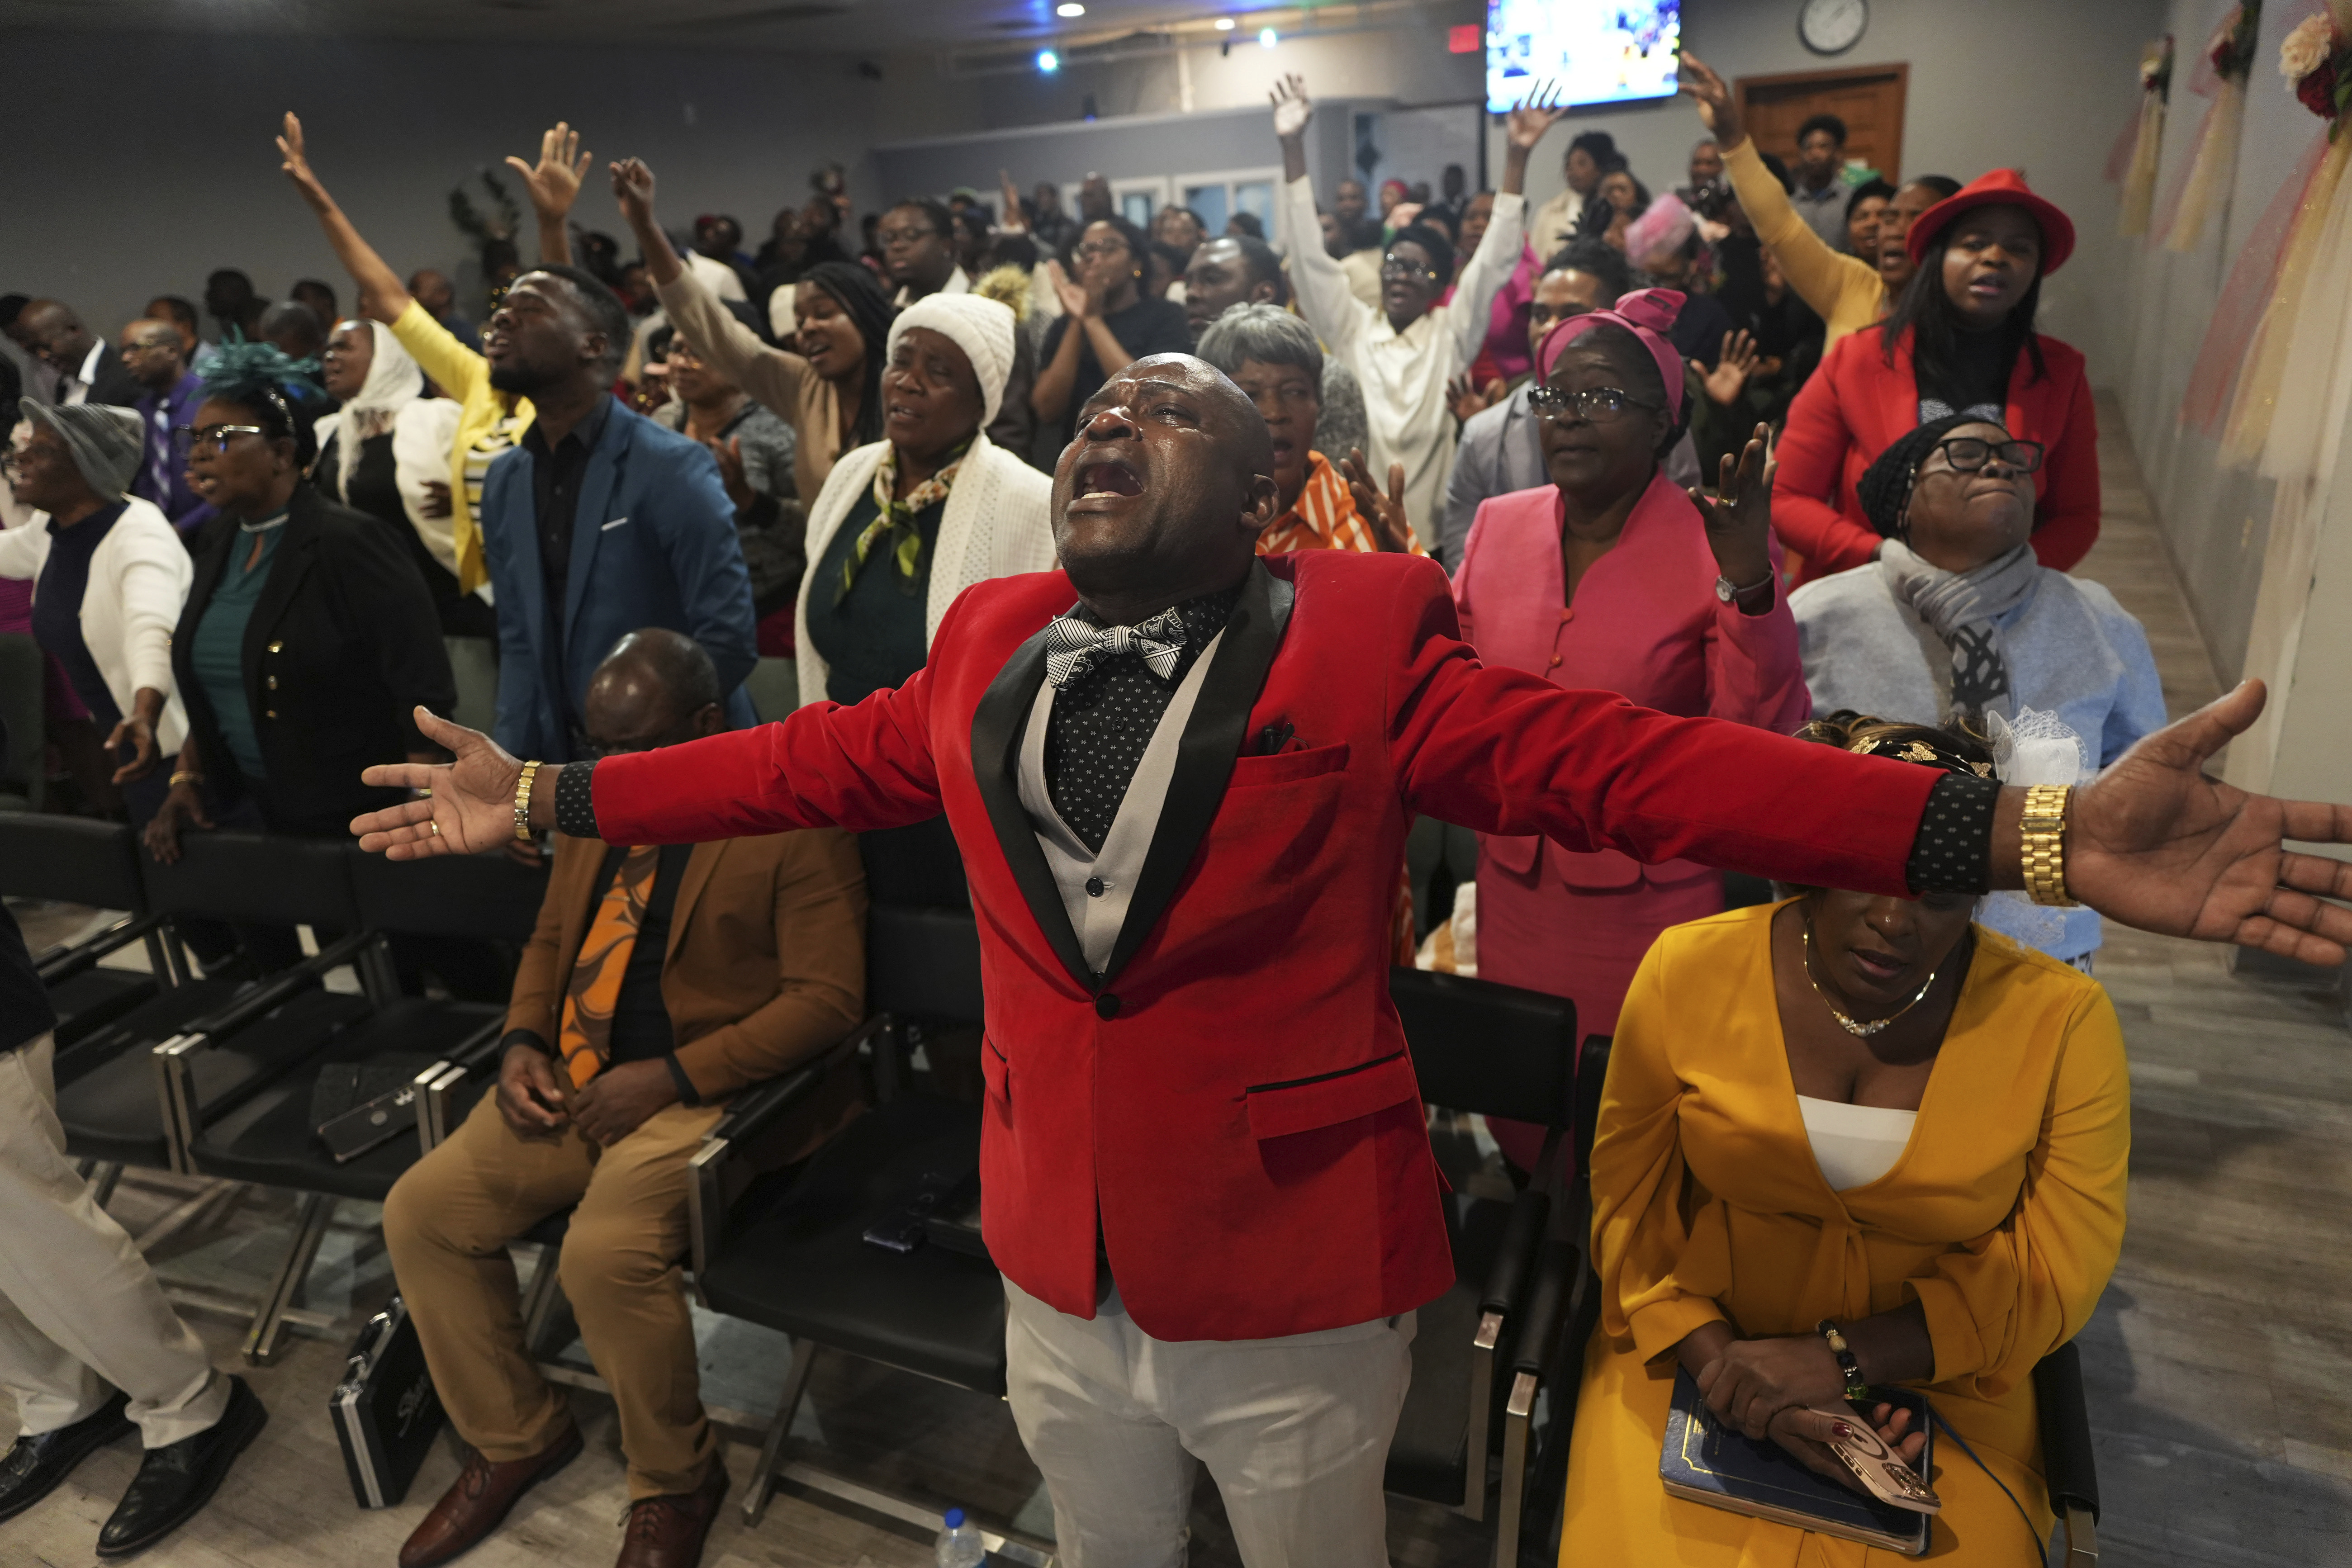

{"left": 381, "top": 631, "right": 866, "bottom": 1568}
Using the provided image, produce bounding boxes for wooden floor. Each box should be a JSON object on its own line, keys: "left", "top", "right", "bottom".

{"left": 5, "top": 397, "right": 2348, "bottom": 1567}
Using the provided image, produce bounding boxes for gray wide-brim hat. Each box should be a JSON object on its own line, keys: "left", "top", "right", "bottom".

{"left": 24, "top": 401, "right": 145, "bottom": 500}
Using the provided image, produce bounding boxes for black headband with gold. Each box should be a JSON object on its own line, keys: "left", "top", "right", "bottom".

{"left": 1849, "top": 733, "right": 1994, "bottom": 779}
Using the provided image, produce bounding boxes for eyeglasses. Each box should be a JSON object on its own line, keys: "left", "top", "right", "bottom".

{"left": 175, "top": 424, "right": 267, "bottom": 454}
{"left": 1526, "top": 386, "right": 1660, "bottom": 424}
{"left": 1379, "top": 254, "right": 1439, "bottom": 282}
{"left": 876, "top": 225, "right": 939, "bottom": 248}
{"left": 1928, "top": 436, "right": 2045, "bottom": 474}
{"left": 1072, "top": 238, "right": 1131, "bottom": 262}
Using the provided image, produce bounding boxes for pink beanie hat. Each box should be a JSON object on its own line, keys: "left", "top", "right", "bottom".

{"left": 1536, "top": 287, "right": 1687, "bottom": 419}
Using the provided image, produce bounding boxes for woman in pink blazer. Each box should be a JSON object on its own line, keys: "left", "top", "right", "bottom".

{"left": 1454, "top": 291, "right": 1809, "bottom": 1170}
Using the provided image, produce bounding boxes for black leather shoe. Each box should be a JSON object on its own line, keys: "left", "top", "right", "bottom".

{"left": 0, "top": 1392, "right": 134, "bottom": 1522}
{"left": 95, "top": 1376, "right": 267, "bottom": 1558}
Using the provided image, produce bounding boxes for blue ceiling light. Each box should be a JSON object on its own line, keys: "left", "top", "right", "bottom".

{"left": 1037, "top": 47, "right": 1060, "bottom": 71}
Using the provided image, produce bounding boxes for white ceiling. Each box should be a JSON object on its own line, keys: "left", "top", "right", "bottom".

{"left": 0, "top": 0, "right": 1352, "bottom": 53}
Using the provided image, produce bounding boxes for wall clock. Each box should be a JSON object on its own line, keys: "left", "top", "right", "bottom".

{"left": 1799, "top": 0, "right": 1868, "bottom": 56}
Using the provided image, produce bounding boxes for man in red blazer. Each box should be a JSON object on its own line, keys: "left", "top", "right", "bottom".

{"left": 355, "top": 355, "right": 2352, "bottom": 1564}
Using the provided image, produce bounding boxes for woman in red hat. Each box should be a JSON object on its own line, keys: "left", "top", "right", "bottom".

{"left": 1768, "top": 170, "right": 2097, "bottom": 584}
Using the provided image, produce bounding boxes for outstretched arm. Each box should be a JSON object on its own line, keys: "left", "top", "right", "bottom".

{"left": 1271, "top": 75, "right": 1370, "bottom": 364}
{"left": 507, "top": 120, "right": 592, "bottom": 268}
{"left": 277, "top": 112, "right": 411, "bottom": 323}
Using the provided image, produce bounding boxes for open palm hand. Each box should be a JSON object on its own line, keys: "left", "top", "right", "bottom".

{"left": 351, "top": 709, "right": 526, "bottom": 860}
{"left": 2068, "top": 682, "right": 2352, "bottom": 964}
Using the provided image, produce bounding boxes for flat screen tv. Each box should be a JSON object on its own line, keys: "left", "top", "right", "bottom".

{"left": 1486, "top": 0, "right": 1683, "bottom": 114}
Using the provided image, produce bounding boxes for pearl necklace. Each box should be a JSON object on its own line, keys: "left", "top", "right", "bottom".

{"left": 1801, "top": 927, "right": 1950, "bottom": 1038}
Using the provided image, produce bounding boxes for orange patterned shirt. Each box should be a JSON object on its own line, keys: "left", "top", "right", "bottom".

{"left": 1256, "top": 451, "right": 1427, "bottom": 558}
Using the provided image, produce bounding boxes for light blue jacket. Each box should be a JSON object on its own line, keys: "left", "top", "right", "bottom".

{"left": 1792, "top": 560, "right": 2168, "bottom": 961}
{"left": 480, "top": 398, "right": 757, "bottom": 761}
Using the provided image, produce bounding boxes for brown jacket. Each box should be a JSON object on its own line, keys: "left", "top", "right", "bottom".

{"left": 508, "top": 828, "right": 868, "bottom": 1152}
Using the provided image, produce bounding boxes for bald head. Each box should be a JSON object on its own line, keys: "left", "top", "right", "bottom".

{"left": 15, "top": 300, "right": 95, "bottom": 373}
{"left": 583, "top": 628, "right": 725, "bottom": 754}
{"left": 1050, "top": 352, "right": 1279, "bottom": 625}
{"left": 260, "top": 301, "right": 326, "bottom": 360}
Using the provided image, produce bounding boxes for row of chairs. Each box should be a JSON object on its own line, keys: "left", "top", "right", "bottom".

{"left": 2, "top": 810, "right": 2099, "bottom": 1565}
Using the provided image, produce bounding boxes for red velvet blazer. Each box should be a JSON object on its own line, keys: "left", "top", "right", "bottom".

{"left": 1771, "top": 323, "right": 2100, "bottom": 584}
{"left": 592, "top": 553, "right": 1939, "bottom": 1342}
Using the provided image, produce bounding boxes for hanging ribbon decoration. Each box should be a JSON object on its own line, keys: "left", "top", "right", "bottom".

{"left": 2119, "top": 35, "right": 2174, "bottom": 237}
{"left": 2166, "top": 4, "right": 2265, "bottom": 251}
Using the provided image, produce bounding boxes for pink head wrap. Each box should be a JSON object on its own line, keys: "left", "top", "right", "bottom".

{"left": 1622, "top": 191, "right": 1696, "bottom": 267}
{"left": 1536, "top": 287, "right": 1687, "bottom": 419}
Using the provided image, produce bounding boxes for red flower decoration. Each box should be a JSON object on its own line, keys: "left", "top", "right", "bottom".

{"left": 2298, "top": 59, "right": 2339, "bottom": 120}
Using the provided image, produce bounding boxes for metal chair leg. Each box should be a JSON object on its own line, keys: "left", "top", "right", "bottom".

{"left": 743, "top": 1338, "right": 820, "bottom": 1526}
{"left": 2059, "top": 1505, "right": 2098, "bottom": 1564}
{"left": 86, "top": 1161, "right": 124, "bottom": 1208}
{"left": 243, "top": 1193, "right": 336, "bottom": 1365}
{"left": 1493, "top": 1369, "right": 1539, "bottom": 1568}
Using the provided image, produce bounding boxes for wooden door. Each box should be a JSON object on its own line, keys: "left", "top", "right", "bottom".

{"left": 1737, "top": 63, "right": 1909, "bottom": 184}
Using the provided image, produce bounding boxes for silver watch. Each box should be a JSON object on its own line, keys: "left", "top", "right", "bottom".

{"left": 1716, "top": 570, "right": 1774, "bottom": 603}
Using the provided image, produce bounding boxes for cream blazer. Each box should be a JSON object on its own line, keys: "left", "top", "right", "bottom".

{"left": 0, "top": 496, "right": 192, "bottom": 753}
{"left": 791, "top": 431, "right": 1056, "bottom": 709}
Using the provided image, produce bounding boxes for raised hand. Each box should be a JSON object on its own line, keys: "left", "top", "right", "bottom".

{"left": 609, "top": 156, "right": 658, "bottom": 231}
{"left": 1678, "top": 53, "right": 1745, "bottom": 148}
{"left": 1703, "top": 328, "right": 1761, "bottom": 407}
{"left": 1045, "top": 259, "right": 1091, "bottom": 321}
{"left": 998, "top": 167, "right": 1028, "bottom": 232}
{"left": 350, "top": 708, "right": 527, "bottom": 859}
{"left": 2065, "top": 682, "right": 2352, "bottom": 964}
{"left": 1687, "top": 422, "right": 1775, "bottom": 593}
{"left": 1503, "top": 78, "right": 1570, "bottom": 150}
{"left": 709, "top": 433, "right": 753, "bottom": 509}
{"left": 276, "top": 111, "right": 332, "bottom": 211}
{"left": 507, "top": 120, "right": 592, "bottom": 220}
{"left": 1271, "top": 72, "right": 1313, "bottom": 140}
{"left": 1341, "top": 447, "right": 1416, "bottom": 554}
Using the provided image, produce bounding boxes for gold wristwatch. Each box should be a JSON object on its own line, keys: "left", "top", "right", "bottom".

{"left": 2021, "top": 783, "right": 2078, "bottom": 907}
{"left": 514, "top": 760, "right": 542, "bottom": 843}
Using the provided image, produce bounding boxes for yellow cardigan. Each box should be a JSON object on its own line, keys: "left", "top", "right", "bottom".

{"left": 1725, "top": 139, "right": 1888, "bottom": 350}
{"left": 1562, "top": 902, "right": 2128, "bottom": 1567}
{"left": 389, "top": 300, "right": 534, "bottom": 593}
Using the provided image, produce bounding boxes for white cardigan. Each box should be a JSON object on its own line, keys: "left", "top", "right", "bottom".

{"left": 792, "top": 431, "right": 1057, "bottom": 709}
{"left": 0, "top": 496, "right": 192, "bottom": 753}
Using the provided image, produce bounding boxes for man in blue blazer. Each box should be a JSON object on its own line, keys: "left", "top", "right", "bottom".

{"left": 476, "top": 265, "right": 757, "bottom": 762}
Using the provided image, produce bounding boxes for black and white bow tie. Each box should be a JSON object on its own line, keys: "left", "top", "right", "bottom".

{"left": 1043, "top": 606, "right": 1189, "bottom": 687}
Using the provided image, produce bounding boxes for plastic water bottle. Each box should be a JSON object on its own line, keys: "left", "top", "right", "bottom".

{"left": 934, "top": 1506, "right": 988, "bottom": 1567}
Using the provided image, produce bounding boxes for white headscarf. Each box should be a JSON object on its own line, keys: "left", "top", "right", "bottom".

{"left": 330, "top": 320, "right": 424, "bottom": 493}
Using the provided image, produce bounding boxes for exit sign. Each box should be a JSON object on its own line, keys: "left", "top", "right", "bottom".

{"left": 1448, "top": 23, "right": 1479, "bottom": 52}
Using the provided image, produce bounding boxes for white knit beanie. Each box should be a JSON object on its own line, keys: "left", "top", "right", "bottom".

{"left": 887, "top": 292, "right": 1016, "bottom": 429}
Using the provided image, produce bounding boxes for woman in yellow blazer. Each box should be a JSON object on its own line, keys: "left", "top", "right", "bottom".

{"left": 1563, "top": 713, "right": 2129, "bottom": 1567}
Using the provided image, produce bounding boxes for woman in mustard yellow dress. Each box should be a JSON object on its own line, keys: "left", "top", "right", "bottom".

{"left": 1562, "top": 714, "right": 2129, "bottom": 1566}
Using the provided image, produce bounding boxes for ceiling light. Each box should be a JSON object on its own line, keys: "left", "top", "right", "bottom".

{"left": 1215, "top": 15, "right": 1235, "bottom": 27}
{"left": 1258, "top": 26, "right": 1277, "bottom": 47}
{"left": 1056, "top": 2, "right": 1085, "bottom": 14}
{"left": 1037, "top": 47, "right": 1060, "bottom": 71}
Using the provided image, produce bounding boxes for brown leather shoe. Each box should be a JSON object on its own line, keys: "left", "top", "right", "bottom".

{"left": 398, "top": 1423, "right": 583, "bottom": 1568}
{"left": 613, "top": 1462, "right": 730, "bottom": 1568}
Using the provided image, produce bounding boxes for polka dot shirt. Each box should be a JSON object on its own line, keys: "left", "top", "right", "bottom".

{"left": 1906, "top": 773, "right": 1998, "bottom": 894}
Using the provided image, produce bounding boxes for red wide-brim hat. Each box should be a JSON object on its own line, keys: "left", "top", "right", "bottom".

{"left": 1905, "top": 168, "right": 2076, "bottom": 275}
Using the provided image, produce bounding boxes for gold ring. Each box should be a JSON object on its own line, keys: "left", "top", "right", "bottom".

{"left": 430, "top": 820, "right": 441, "bottom": 836}
{"left": 417, "top": 787, "right": 432, "bottom": 799}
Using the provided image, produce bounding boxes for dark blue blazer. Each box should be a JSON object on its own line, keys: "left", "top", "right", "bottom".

{"left": 480, "top": 398, "right": 758, "bottom": 760}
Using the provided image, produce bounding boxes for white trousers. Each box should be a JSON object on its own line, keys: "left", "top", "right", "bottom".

{"left": 1003, "top": 1276, "right": 1413, "bottom": 1568}
{"left": 0, "top": 1034, "right": 225, "bottom": 1447}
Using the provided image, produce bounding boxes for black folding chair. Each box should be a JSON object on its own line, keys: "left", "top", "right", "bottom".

{"left": 1381, "top": 968, "right": 1580, "bottom": 1567}
{"left": 689, "top": 905, "right": 1036, "bottom": 1554}
{"left": 2037, "top": 1341, "right": 2101, "bottom": 1564}
{"left": 180, "top": 849, "right": 544, "bottom": 1361}
{"left": 0, "top": 815, "right": 174, "bottom": 1056}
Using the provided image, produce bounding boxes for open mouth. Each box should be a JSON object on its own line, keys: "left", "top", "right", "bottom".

{"left": 1076, "top": 460, "right": 1143, "bottom": 500}
{"left": 1967, "top": 274, "right": 2009, "bottom": 298}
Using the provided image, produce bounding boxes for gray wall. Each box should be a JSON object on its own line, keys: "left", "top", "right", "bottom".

{"left": 1, "top": 28, "right": 889, "bottom": 334}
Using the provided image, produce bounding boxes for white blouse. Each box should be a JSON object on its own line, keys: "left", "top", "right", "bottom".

{"left": 1797, "top": 1095, "right": 1919, "bottom": 1192}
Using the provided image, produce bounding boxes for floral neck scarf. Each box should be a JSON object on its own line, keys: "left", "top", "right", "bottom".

{"left": 836, "top": 438, "right": 972, "bottom": 606}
